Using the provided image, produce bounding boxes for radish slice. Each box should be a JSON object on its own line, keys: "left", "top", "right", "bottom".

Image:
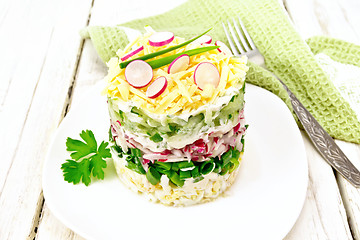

{"left": 146, "top": 76, "right": 168, "bottom": 99}
{"left": 120, "top": 46, "right": 144, "bottom": 61}
{"left": 215, "top": 40, "right": 233, "bottom": 55}
{"left": 125, "top": 60, "right": 153, "bottom": 88}
{"left": 168, "top": 54, "right": 190, "bottom": 74}
{"left": 149, "top": 32, "right": 174, "bottom": 47}
{"left": 193, "top": 35, "right": 212, "bottom": 45}
{"left": 194, "top": 62, "right": 220, "bottom": 90}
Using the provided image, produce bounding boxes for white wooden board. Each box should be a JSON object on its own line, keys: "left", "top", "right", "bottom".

{"left": 0, "top": 0, "right": 359, "bottom": 239}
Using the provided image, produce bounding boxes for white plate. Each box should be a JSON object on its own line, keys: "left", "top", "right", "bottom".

{"left": 43, "top": 83, "right": 308, "bottom": 240}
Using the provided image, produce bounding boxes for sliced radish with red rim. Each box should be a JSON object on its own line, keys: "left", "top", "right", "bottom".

{"left": 168, "top": 54, "right": 190, "bottom": 74}
{"left": 125, "top": 60, "right": 153, "bottom": 88}
{"left": 215, "top": 40, "right": 233, "bottom": 55}
{"left": 194, "top": 62, "right": 220, "bottom": 90}
{"left": 193, "top": 35, "right": 212, "bottom": 45}
{"left": 120, "top": 46, "right": 144, "bottom": 61}
{"left": 149, "top": 32, "right": 174, "bottom": 47}
{"left": 146, "top": 76, "right": 168, "bottom": 99}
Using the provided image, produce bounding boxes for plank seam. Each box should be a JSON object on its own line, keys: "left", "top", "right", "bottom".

{"left": 33, "top": 0, "right": 95, "bottom": 238}
{"left": 282, "top": 0, "right": 294, "bottom": 21}
{"left": 28, "top": 192, "right": 45, "bottom": 240}
{"left": 0, "top": 26, "right": 55, "bottom": 197}
{"left": 62, "top": 0, "right": 95, "bottom": 118}
{"left": 336, "top": 170, "right": 356, "bottom": 240}
{"left": 1, "top": 76, "right": 12, "bottom": 110}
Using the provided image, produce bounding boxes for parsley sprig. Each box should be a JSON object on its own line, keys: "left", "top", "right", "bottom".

{"left": 61, "top": 130, "right": 111, "bottom": 186}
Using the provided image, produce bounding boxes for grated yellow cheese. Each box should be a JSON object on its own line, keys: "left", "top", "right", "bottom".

{"left": 103, "top": 30, "right": 248, "bottom": 115}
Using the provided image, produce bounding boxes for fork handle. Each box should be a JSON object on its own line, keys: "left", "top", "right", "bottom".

{"left": 277, "top": 77, "right": 360, "bottom": 187}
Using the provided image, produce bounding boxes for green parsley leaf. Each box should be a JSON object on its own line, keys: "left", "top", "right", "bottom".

{"left": 98, "top": 141, "right": 111, "bottom": 158}
{"left": 61, "top": 159, "right": 91, "bottom": 186}
{"left": 62, "top": 130, "right": 111, "bottom": 186}
{"left": 90, "top": 154, "right": 107, "bottom": 179}
{"left": 66, "top": 130, "right": 97, "bottom": 160}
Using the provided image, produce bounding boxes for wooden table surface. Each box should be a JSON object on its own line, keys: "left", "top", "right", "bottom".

{"left": 1, "top": 0, "right": 360, "bottom": 239}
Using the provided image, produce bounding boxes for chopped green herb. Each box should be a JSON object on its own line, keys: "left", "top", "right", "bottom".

{"left": 111, "top": 140, "right": 243, "bottom": 187}
{"left": 168, "top": 123, "right": 179, "bottom": 133}
{"left": 108, "top": 126, "right": 113, "bottom": 142}
{"left": 154, "top": 161, "right": 172, "bottom": 171}
{"left": 111, "top": 145, "right": 123, "bottom": 157}
{"left": 199, "top": 113, "right": 205, "bottom": 120}
{"left": 171, "top": 163, "right": 180, "bottom": 171}
{"left": 126, "top": 161, "right": 138, "bottom": 173}
{"left": 146, "top": 167, "right": 161, "bottom": 185}
{"left": 241, "top": 82, "right": 246, "bottom": 92}
{"left": 150, "top": 133, "right": 163, "bottom": 143}
{"left": 118, "top": 110, "right": 125, "bottom": 120}
{"left": 157, "top": 168, "right": 171, "bottom": 176}
{"left": 232, "top": 149, "right": 240, "bottom": 160}
{"left": 177, "top": 161, "right": 195, "bottom": 169}
{"left": 241, "top": 137, "right": 245, "bottom": 152}
{"left": 179, "top": 171, "right": 191, "bottom": 180}
{"left": 229, "top": 158, "right": 239, "bottom": 173}
{"left": 191, "top": 167, "right": 201, "bottom": 178}
{"left": 200, "top": 161, "right": 215, "bottom": 175}
{"left": 169, "top": 171, "right": 185, "bottom": 187}
{"left": 221, "top": 150, "right": 232, "bottom": 166}
{"left": 130, "top": 148, "right": 142, "bottom": 158}
{"left": 130, "top": 107, "right": 140, "bottom": 115}
{"left": 213, "top": 164, "right": 222, "bottom": 174}
{"left": 219, "top": 164, "right": 230, "bottom": 176}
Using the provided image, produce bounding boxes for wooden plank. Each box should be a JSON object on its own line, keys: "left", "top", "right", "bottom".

{"left": 35, "top": 40, "right": 105, "bottom": 239}
{"left": 284, "top": 0, "right": 359, "bottom": 42}
{"left": 338, "top": 0, "right": 360, "bottom": 43}
{"left": 336, "top": 140, "right": 360, "bottom": 239}
{"left": 36, "top": 204, "right": 85, "bottom": 240}
{"left": 284, "top": 133, "right": 352, "bottom": 240}
{"left": 35, "top": 0, "right": 187, "bottom": 238}
{"left": 0, "top": 0, "right": 63, "bottom": 191}
{"left": 282, "top": 0, "right": 323, "bottom": 39}
{"left": 35, "top": 0, "right": 359, "bottom": 239}
{"left": 89, "top": 0, "right": 185, "bottom": 25}
{"left": 310, "top": 0, "right": 359, "bottom": 43}
{"left": 0, "top": 0, "right": 13, "bottom": 110}
{"left": 331, "top": 1, "right": 360, "bottom": 237}
{"left": 284, "top": 0, "right": 360, "bottom": 238}
{"left": 0, "top": 0, "right": 93, "bottom": 239}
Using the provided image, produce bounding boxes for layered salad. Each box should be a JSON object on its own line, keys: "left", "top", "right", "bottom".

{"left": 103, "top": 27, "right": 248, "bottom": 206}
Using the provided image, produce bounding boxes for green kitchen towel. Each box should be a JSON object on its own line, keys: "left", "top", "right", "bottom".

{"left": 81, "top": 0, "right": 360, "bottom": 144}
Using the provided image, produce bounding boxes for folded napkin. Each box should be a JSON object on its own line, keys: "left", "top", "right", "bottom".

{"left": 81, "top": 0, "right": 360, "bottom": 144}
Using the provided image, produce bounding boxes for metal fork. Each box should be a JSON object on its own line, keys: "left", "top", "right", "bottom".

{"left": 222, "top": 17, "right": 360, "bottom": 187}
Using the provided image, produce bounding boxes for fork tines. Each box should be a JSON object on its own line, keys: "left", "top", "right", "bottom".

{"left": 222, "top": 17, "right": 256, "bottom": 56}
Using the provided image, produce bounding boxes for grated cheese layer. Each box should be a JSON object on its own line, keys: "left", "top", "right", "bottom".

{"left": 103, "top": 29, "right": 248, "bottom": 115}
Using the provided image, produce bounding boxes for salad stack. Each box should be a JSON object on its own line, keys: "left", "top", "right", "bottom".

{"left": 104, "top": 27, "right": 248, "bottom": 206}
